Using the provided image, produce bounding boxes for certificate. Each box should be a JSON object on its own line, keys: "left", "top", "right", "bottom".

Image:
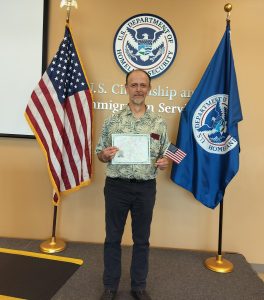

{"left": 112, "top": 134, "right": 150, "bottom": 164}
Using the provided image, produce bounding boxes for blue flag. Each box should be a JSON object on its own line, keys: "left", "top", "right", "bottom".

{"left": 171, "top": 22, "right": 243, "bottom": 209}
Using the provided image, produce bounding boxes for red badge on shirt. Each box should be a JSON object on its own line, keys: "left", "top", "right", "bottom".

{"left": 150, "top": 133, "right": 160, "bottom": 140}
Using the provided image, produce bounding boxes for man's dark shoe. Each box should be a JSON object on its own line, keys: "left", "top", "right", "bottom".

{"left": 100, "top": 289, "right": 117, "bottom": 300}
{"left": 131, "top": 290, "right": 152, "bottom": 300}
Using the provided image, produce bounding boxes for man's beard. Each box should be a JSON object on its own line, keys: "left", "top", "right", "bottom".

{"left": 131, "top": 95, "right": 145, "bottom": 105}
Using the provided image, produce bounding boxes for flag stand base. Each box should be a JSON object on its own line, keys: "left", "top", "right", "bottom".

{"left": 40, "top": 237, "right": 66, "bottom": 254}
{"left": 204, "top": 255, "right": 233, "bottom": 273}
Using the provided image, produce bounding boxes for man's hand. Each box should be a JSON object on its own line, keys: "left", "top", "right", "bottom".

{"left": 98, "top": 147, "right": 119, "bottom": 163}
{"left": 155, "top": 157, "right": 169, "bottom": 170}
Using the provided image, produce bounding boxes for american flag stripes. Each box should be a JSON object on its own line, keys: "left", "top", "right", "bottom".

{"left": 164, "top": 143, "right": 186, "bottom": 164}
{"left": 25, "top": 25, "right": 93, "bottom": 204}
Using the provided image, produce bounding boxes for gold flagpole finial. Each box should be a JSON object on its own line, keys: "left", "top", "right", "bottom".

{"left": 224, "top": 3, "right": 232, "bottom": 21}
{"left": 60, "top": 0, "right": 78, "bottom": 24}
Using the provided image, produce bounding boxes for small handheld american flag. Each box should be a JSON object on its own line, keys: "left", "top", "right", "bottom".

{"left": 164, "top": 143, "right": 186, "bottom": 164}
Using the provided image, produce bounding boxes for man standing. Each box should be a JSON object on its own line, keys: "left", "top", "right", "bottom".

{"left": 96, "top": 69, "right": 170, "bottom": 300}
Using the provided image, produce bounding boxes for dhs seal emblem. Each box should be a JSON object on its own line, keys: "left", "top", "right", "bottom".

{"left": 113, "top": 14, "right": 177, "bottom": 78}
{"left": 192, "top": 94, "right": 238, "bottom": 154}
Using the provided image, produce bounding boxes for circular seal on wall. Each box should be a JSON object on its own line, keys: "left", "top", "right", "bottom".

{"left": 113, "top": 13, "right": 177, "bottom": 78}
{"left": 192, "top": 94, "right": 238, "bottom": 154}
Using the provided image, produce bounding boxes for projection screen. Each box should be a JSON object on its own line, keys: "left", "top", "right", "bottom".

{"left": 0, "top": 0, "right": 49, "bottom": 138}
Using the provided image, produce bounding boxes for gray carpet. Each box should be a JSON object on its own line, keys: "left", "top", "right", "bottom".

{"left": 0, "top": 238, "right": 263, "bottom": 300}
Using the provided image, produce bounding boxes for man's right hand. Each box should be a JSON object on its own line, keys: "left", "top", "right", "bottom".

{"left": 98, "top": 147, "right": 119, "bottom": 163}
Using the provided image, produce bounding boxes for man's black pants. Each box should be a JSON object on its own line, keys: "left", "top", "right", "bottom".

{"left": 103, "top": 177, "right": 156, "bottom": 291}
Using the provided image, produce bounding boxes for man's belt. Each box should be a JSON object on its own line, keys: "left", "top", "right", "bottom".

{"left": 106, "top": 177, "right": 155, "bottom": 183}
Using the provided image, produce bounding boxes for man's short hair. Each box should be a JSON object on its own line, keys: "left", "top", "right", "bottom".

{"left": 125, "top": 69, "right": 151, "bottom": 85}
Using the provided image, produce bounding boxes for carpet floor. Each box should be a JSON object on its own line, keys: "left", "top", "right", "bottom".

{"left": 0, "top": 238, "right": 263, "bottom": 300}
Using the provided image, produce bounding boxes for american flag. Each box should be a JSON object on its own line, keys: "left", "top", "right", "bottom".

{"left": 25, "top": 25, "right": 93, "bottom": 204}
{"left": 164, "top": 143, "right": 186, "bottom": 164}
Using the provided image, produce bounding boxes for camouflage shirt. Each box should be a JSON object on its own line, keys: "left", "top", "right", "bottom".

{"left": 95, "top": 105, "right": 170, "bottom": 180}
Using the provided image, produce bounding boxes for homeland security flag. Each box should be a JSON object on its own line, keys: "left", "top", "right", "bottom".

{"left": 25, "top": 25, "right": 93, "bottom": 204}
{"left": 171, "top": 21, "right": 242, "bottom": 209}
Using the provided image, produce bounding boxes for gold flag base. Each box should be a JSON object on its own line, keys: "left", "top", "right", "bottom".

{"left": 204, "top": 254, "right": 234, "bottom": 273}
{"left": 40, "top": 237, "right": 66, "bottom": 254}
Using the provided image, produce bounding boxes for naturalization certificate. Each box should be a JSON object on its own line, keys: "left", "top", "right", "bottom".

{"left": 111, "top": 134, "right": 150, "bottom": 164}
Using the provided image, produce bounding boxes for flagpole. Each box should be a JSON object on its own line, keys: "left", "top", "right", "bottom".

{"left": 40, "top": 205, "right": 66, "bottom": 253}
{"left": 204, "top": 3, "right": 234, "bottom": 273}
{"left": 39, "top": 0, "right": 78, "bottom": 254}
{"left": 204, "top": 200, "right": 233, "bottom": 273}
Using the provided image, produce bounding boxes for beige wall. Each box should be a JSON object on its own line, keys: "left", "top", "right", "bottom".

{"left": 0, "top": 0, "right": 264, "bottom": 264}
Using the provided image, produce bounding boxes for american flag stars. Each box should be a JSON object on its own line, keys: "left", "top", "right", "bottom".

{"left": 47, "top": 33, "right": 88, "bottom": 102}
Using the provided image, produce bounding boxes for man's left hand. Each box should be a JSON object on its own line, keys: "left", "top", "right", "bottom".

{"left": 155, "top": 157, "right": 169, "bottom": 170}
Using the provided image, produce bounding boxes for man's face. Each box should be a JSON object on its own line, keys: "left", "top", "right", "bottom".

{"left": 125, "top": 71, "right": 151, "bottom": 106}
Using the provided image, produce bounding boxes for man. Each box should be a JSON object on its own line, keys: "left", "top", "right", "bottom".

{"left": 96, "top": 69, "right": 170, "bottom": 300}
